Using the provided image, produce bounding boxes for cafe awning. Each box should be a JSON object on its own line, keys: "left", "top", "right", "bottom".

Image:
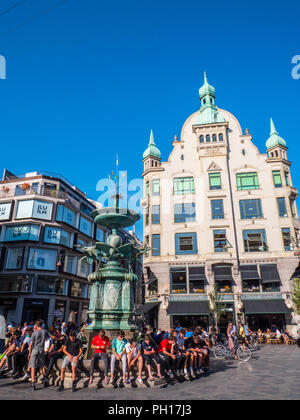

{"left": 167, "top": 301, "right": 210, "bottom": 315}
{"left": 188, "top": 266, "right": 207, "bottom": 282}
{"left": 240, "top": 265, "right": 260, "bottom": 280}
{"left": 260, "top": 264, "right": 281, "bottom": 284}
{"left": 135, "top": 302, "right": 160, "bottom": 315}
{"left": 213, "top": 265, "right": 233, "bottom": 281}
{"left": 243, "top": 299, "right": 290, "bottom": 314}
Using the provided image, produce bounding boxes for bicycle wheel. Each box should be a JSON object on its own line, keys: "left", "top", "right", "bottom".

{"left": 213, "top": 345, "right": 226, "bottom": 360}
{"left": 236, "top": 346, "right": 251, "bottom": 362}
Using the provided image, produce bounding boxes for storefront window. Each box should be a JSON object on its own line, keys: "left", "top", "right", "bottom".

{"left": 36, "top": 276, "right": 68, "bottom": 295}
{"left": 56, "top": 204, "right": 78, "bottom": 227}
{"left": 16, "top": 200, "right": 53, "bottom": 220}
{"left": 27, "top": 248, "right": 57, "bottom": 271}
{"left": 6, "top": 247, "right": 24, "bottom": 269}
{"left": 0, "top": 275, "right": 32, "bottom": 292}
{"left": 79, "top": 216, "right": 93, "bottom": 237}
{"left": 170, "top": 267, "right": 187, "bottom": 294}
{"left": 5, "top": 224, "right": 40, "bottom": 242}
{"left": 43, "top": 226, "right": 72, "bottom": 247}
{"left": 53, "top": 300, "right": 66, "bottom": 322}
{"left": 0, "top": 202, "right": 12, "bottom": 221}
{"left": 215, "top": 281, "right": 232, "bottom": 293}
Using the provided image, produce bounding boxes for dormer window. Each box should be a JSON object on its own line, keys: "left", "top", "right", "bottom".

{"left": 206, "top": 135, "right": 211, "bottom": 142}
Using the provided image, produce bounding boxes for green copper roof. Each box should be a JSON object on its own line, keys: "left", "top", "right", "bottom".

{"left": 199, "top": 72, "right": 215, "bottom": 98}
{"left": 195, "top": 72, "right": 226, "bottom": 125}
{"left": 266, "top": 118, "right": 286, "bottom": 149}
{"left": 143, "top": 129, "right": 161, "bottom": 159}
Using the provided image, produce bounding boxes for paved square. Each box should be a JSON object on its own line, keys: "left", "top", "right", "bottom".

{"left": 0, "top": 346, "right": 299, "bottom": 400}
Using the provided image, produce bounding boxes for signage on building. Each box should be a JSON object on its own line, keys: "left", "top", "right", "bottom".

{"left": 0, "top": 202, "right": 12, "bottom": 221}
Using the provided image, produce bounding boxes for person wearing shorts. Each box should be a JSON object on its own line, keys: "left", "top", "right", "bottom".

{"left": 125, "top": 339, "right": 143, "bottom": 384}
{"left": 141, "top": 334, "right": 163, "bottom": 381}
{"left": 157, "top": 336, "right": 177, "bottom": 378}
{"left": 58, "top": 331, "right": 83, "bottom": 392}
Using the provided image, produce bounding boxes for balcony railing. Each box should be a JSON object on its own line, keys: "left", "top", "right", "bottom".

{"left": 0, "top": 185, "right": 80, "bottom": 209}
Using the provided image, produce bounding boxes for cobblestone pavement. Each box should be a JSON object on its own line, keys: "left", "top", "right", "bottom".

{"left": 0, "top": 345, "right": 299, "bottom": 400}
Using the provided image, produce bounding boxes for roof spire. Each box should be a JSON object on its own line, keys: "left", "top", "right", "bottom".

{"left": 149, "top": 129, "right": 155, "bottom": 145}
{"left": 266, "top": 118, "right": 286, "bottom": 149}
{"left": 270, "top": 118, "right": 278, "bottom": 135}
{"left": 143, "top": 129, "right": 161, "bottom": 160}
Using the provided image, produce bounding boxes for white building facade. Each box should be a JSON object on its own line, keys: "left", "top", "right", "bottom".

{"left": 141, "top": 74, "right": 300, "bottom": 333}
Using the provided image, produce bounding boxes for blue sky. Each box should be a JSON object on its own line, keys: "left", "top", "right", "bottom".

{"left": 0, "top": 0, "right": 299, "bottom": 239}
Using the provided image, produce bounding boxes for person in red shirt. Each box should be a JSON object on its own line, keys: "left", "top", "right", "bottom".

{"left": 89, "top": 330, "right": 110, "bottom": 385}
{"left": 157, "top": 336, "right": 177, "bottom": 378}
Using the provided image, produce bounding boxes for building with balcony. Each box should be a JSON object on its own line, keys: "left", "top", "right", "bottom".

{"left": 141, "top": 74, "right": 300, "bottom": 333}
{"left": 0, "top": 169, "right": 143, "bottom": 326}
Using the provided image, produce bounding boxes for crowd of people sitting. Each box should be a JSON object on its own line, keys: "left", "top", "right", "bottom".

{"left": 0, "top": 319, "right": 299, "bottom": 392}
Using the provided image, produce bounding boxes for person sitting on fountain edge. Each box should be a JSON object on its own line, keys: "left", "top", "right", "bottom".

{"left": 89, "top": 329, "right": 110, "bottom": 386}
{"left": 110, "top": 330, "right": 127, "bottom": 384}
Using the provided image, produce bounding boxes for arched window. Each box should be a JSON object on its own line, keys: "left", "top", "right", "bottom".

{"left": 200, "top": 135, "right": 204, "bottom": 143}
{"left": 203, "top": 99, "right": 206, "bottom": 104}
{"left": 206, "top": 135, "right": 211, "bottom": 142}
{"left": 275, "top": 150, "right": 278, "bottom": 157}
{"left": 212, "top": 134, "right": 217, "bottom": 142}
{"left": 219, "top": 133, "right": 224, "bottom": 142}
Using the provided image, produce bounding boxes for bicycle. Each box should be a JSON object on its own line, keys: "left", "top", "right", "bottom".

{"left": 247, "top": 334, "right": 260, "bottom": 350}
{"left": 213, "top": 343, "right": 252, "bottom": 362}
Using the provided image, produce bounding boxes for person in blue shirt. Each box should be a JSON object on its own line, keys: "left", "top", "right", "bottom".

{"left": 184, "top": 328, "right": 194, "bottom": 339}
{"left": 110, "top": 330, "right": 128, "bottom": 384}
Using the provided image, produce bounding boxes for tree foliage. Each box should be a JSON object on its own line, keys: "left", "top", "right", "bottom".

{"left": 208, "top": 285, "right": 227, "bottom": 330}
{"left": 292, "top": 278, "right": 300, "bottom": 315}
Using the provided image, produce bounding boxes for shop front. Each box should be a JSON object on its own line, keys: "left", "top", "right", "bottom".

{"left": 218, "top": 302, "right": 235, "bottom": 334}
{"left": 242, "top": 299, "right": 290, "bottom": 331}
{"left": 135, "top": 301, "right": 160, "bottom": 329}
{"left": 22, "top": 298, "right": 50, "bottom": 324}
{"left": 167, "top": 300, "right": 210, "bottom": 330}
{"left": 0, "top": 298, "right": 17, "bottom": 325}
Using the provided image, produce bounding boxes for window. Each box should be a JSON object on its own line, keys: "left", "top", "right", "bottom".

{"left": 242, "top": 279, "right": 260, "bottom": 293}
{"left": 77, "top": 258, "right": 91, "bottom": 278}
{"left": 152, "top": 179, "right": 160, "bottom": 196}
{"left": 211, "top": 199, "right": 224, "bottom": 219}
{"left": 213, "top": 230, "right": 227, "bottom": 252}
{"left": 199, "top": 135, "right": 204, "bottom": 143}
{"left": 16, "top": 200, "right": 53, "bottom": 220}
{"left": 239, "top": 199, "right": 263, "bottom": 219}
{"left": 282, "top": 228, "right": 293, "bottom": 251}
{"left": 272, "top": 171, "right": 282, "bottom": 188}
{"left": 206, "top": 135, "right": 211, "bottom": 142}
{"left": 27, "top": 248, "right": 57, "bottom": 271}
{"left": 219, "top": 133, "right": 224, "bottom": 141}
{"left": 6, "top": 247, "right": 24, "bottom": 269}
{"left": 5, "top": 224, "right": 40, "bottom": 242}
{"left": 56, "top": 204, "right": 77, "bottom": 227}
{"left": 0, "top": 202, "right": 12, "bottom": 221}
{"left": 175, "top": 233, "right": 197, "bottom": 254}
{"left": 236, "top": 172, "right": 259, "bottom": 190}
{"left": 212, "top": 134, "right": 217, "bottom": 142}
{"left": 145, "top": 181, "right": 150, "bottom": 196}
{"left": 243, "top": 230, "right": 268, "bottom": 252}
{"left": 151, "top": 205, "right": 160, "bottom": 224}
{"left": 44, "top": 227, "right": 72, "bottom": 247}
{"left": 152, "top": 234, "right": 160, "bottom": 256}
{"left": 290, "top": 198, "right": 297, "bottom": 218}
{"left": 209, "top": 172, "right": 221, "bottom": 190}
{"left": 0, "top": 275, "right": 33, "bottom": 293}
{"left": 79, "top": 216, "right": 93, "bottom": 237}
{"left": 80, "top": 203, "right": 91, "bottom": 215}
{"left": 174, "top": 203, "right": 196, "bottom": 223}
{"left": 37, "top": 276, "right": 68, "bottom": 295}
{"left": 189, "top": 266, "right": 206, "bottom": 294}
{"left": 70, "top": 281, "right": 86, "bottom": 298}
{"left": 96, "top": 228, "right": 104, "bottom": 242}
{"left": 170, "top": 267, "right": 187, "bottom": 294}
{"left": 181, "top": 154, "right": 184, "bottom": 160}
{"left": 173, "top": 177, "right": 194, "bottom": 194}
{"left": 277, "top": 197, "right": 288, "bottom": 217}
{"left": 63, "top": 254, "right": 78, "bottom": 275}
{"left": 284, "top": 172, "right": 290, "bottom": 186}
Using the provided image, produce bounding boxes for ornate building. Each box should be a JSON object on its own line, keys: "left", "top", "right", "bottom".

{"left": 141, "top": 74, "right": 300, "bottom": 333}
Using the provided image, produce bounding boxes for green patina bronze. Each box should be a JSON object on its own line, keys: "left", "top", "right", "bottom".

{"left": 78, "top": 178, "right": 148, "bottom": 332}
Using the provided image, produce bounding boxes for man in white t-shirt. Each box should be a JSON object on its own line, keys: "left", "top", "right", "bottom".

{"left": 125, "top": 338, "right": 143, "bottom": 384}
